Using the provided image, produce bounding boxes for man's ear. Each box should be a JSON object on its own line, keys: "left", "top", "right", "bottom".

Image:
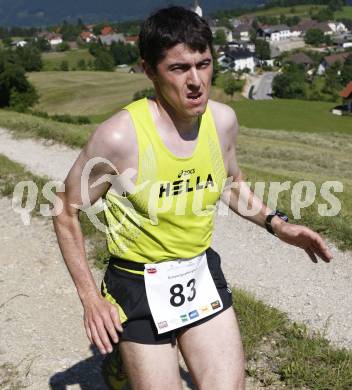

{"left": 142, "top": 60, "right": 157, "bottom": 81}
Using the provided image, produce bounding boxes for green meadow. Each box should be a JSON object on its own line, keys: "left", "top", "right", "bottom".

{"left": 244, "top": 4, "right": 323, "bottom": 18}
{"left": 244, "top": 5, "right": 352, "bottom": 20}
{"left": 233, "top": 99, "right": 352, "bottom": 134}
{"left": 42, "top": 49, "right": 95, "bottom": 71}
{"left": 28, "top": 70, "right": 152, "bottom": 117}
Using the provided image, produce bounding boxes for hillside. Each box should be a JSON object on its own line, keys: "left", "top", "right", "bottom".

{"left": 0, "top": 0, "right": 262, "bottom": 27}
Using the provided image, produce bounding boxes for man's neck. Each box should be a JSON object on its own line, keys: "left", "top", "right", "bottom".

{"left": 151, "top": 96, "right": 200, "bottom": 138}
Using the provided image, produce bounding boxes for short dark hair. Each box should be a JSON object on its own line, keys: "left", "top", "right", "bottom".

{"left": 139, "top": 6, "right": 213, "bottom": 70}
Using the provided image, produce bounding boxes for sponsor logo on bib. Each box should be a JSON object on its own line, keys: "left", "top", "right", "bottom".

{"left": 200, "top": 305, "right": 210, "bottom": 314}
{"left": 211, "top": 300, "right": 221, "bottom": 310}
{"left": 180, "top": 314, "right": 188, "bottom": 322}
{"left": 147, "top": 268, "right": 157, "bottom": 274}
{"left": 158, "top": 321, "right": 168, "bottom": 329}
{"left": 189, "top": 310, "right": 199, "bottom": 320}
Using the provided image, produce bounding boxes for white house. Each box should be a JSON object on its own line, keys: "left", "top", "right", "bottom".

{"left": 258, "top": 25, "right": 292, "bottom": 41}
{"left": 317, "top": 52, "right": 350, "bottom": 75}
{"left": 233, "top": 24, "right": 252, "bottom": 42}
{"left": 12, "top": 39, "right": 27, "bottom": 47}
{"left": 37, "top": 32, "right": 63, "bottom": 46}
{"left": 218, "top": 48, "right": 255, "bottom": 73}
{"left": 47, "top": 34, "right": 63, "bottom": 46}
{"left": 228, "top": 40, "right": 255, "bottom": 53}
{"left": 290, "top": 26, "right": 302, "bottom": 37}
{"left": 99, "top": 33, "right": 126, "bottom": 46}
{"left": 80, "top": 31, "right": 96, "bottom": 43}
{"left": 328, "top": 22, "right": 348, "bottom": 33}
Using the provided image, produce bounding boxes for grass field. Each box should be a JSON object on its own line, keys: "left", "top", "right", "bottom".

{"left": 244, "top": 5, "right": 352, "bottom": 20}
{"left": 27, "top": 70, "right": 239, "bottom": 122}
{"left": 335, "top": 6, "right": 352, "bottom": 19}
{"left": 232, "top": 99, "right": 352, "bottom": 134}
{"left": 244, "top": 4, "right": 323, "bottom": 18}
{"left": 42, "top": 49, "right": 95, "bottom": 71}
{"left": 238, "top": 127, "right": 352, "bottom": 250}
{"left": 1, "top": 153, "right": 351, "bottom": 389}
{"left": 27, "top": 71, "right": 352, "bottom": 133}
{"left": 28, "top": 71, "right": 152, "bottom": 117}
{"left": 1, "top": 107, "right": 351, "bottom": 250}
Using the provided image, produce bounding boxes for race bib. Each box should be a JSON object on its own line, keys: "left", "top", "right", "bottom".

{"left": 144, "top": 251, "right": 223, "bottom": 334}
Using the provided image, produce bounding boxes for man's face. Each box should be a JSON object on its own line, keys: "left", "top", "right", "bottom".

{"left": 150, "top": 43, "right": 213, "bottom": 120}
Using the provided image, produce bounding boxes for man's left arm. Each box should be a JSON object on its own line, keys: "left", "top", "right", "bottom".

{"left": 220, "top": 106, "right": 332, "bottom": 264}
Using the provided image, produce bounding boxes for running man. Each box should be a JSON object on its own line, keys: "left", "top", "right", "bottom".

{"left": 52, "top": 6, "right": 332, "bottom": 389}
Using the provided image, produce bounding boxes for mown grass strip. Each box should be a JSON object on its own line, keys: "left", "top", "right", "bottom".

{"left": 242, "top": 165, "right": 352, "bottom": 251}
{"left": 1, "top": 154, "right": 352, "bottom": 389}
{"left": 234, "top": 289, "right": 352, "bottom": 389}
{"left": 0, "top": 109, "right": 94, "bottom": 148}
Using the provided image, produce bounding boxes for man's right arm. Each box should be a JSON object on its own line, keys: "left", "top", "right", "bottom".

{"left": 52, "top": 110, "right": 134, "bottom": 354}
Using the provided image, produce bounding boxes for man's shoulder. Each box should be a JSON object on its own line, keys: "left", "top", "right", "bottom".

{"left": 87, "top": 108, "right": 137, "bottom": 160}
{"left": 207, "top": 99, "right": 238, "bottom": 138}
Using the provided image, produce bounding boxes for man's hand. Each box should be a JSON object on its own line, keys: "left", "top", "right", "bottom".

{"left": 82, "top": 293, "right": 123, "bottom": 354}
{"left": 272, "top": 219, "right": 333, "bottom": 264}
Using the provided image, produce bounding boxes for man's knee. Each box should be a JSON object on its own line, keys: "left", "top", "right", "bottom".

{"left": 195, "top": 365, "right": 245, "bottom": 390}
{"left": 119, "top": 341, "right": 183, "bottom": 390}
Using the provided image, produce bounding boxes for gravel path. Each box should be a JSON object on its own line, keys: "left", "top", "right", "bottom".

{"left": 0, "top": 128, "right": 79, "bottom": 181}
{"left": 0, "top": 127, "right": 351, "bottom": 388}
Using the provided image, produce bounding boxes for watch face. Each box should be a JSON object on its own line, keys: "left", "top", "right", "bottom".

{"left": 276, "top": 211, "right": 289, "bottom": 222}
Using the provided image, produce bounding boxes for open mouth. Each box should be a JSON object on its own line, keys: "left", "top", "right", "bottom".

{"left": 187, "top": 92, "right": 202, "bottom": 101}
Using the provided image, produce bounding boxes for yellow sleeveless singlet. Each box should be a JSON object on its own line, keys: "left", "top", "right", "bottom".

{"left": 103, "top": 98, "right": 227, "bottom": 267}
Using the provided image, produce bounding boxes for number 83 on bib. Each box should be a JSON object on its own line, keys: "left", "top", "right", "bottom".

{"left": 144, "top": 252, "right": 223, "bottom": 334}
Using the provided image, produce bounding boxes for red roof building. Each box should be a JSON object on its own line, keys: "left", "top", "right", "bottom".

{"left": 101, "top": 26, "right": 114, "bottom": 36}
{"left": 125, "top": 35, "right": 138, "bottom": 45}
{"left": 80, "top": 31, "right": 95, "bottom": 43}
{"left": 340, "top": 82, "right": 352, "bottom": 113}
{"left": 340, "top": 82, "right": 352, "bottom": 99}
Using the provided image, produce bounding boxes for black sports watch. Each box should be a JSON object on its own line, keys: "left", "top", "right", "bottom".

{"left": 265, "top": 210, "right": 289, "bottom": 236}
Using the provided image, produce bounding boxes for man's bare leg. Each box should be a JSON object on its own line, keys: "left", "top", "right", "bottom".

{"left": 119, "top": 341, "right": 183, "bottom": 390}
{"left": 177, "top": 307, "right": 245, "bottom": 390}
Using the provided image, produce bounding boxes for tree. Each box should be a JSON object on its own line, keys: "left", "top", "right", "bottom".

{"left": 255, "top": 39, "right": 271, "bottom": 62}
{"left": 213, "top": 29, "right": 227, "bottom": 46}
{"left": 222, "top": 73, "right": 243, "bottom": 97}
{"left": 304, "top": 28, "right": 325, "bottom": 46}
{"left": 94, "top": 51, "right": 115, "bottom": 71}
{"left": 328, "top": 0, "right": 345, "bottom": 12}
{"left": 10, "top": 85, "right": 39, "bottom": 112}
{"left": 323, "top": 61, "right": 342, "bottom": 100}
{"left": 59, "top": 20, "right": 83, "bottom": 41}
{"left": 324, "top": 34, "right": 332, "bottom": 46}
{"left": 57, "top": 41, "right": 70, "bottom": 52}
{"left": 60, "top": 60, "right": 69, "bottom": 71}
{"left": 133, "top": 88, "right": 155, "bottom": 101}
{"left": 15, "top": 45, "right": 43, "bottom": 72}
{"left": 0, "top": 59, "right": 39, "bottom": 109}
{"left": 211, "top": 52, "right": 220, "bottom": 85}
{"left": 77, "top": 59, "right": 87, "bottom": 70}
{"left": 272, "top": 63, "right": 306, "bottom": 99}
{"left": 312, "top": 7, "right": 334, "bottom": 22}
{"left": 110, "top": 41, "right": 139, "bottom": 65}
{"left": 341, "top": 54, "right": 352, "bottom": 85}
{"left": 33, "top": 37, "right": 51, "bottom": 52}
{"left": 2, "top": 37, "right": 12, "bottom": 48}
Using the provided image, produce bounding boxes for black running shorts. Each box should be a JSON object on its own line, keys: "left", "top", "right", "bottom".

{"left": 101, "top": 247, "right": 233, "bottom": 345}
